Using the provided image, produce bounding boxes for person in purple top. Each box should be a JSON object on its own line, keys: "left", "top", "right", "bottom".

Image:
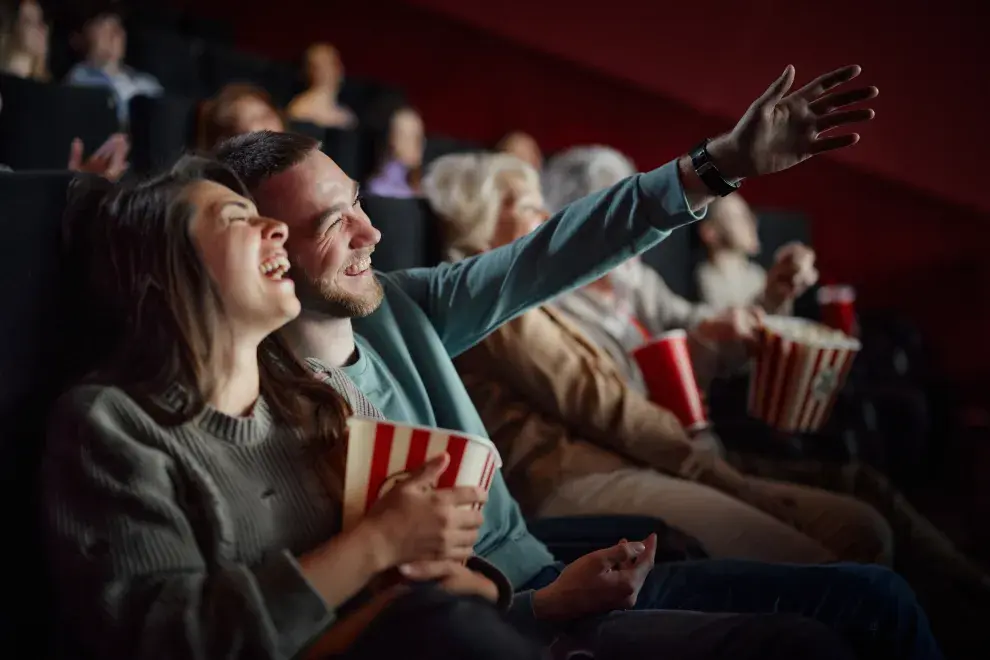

{"left": 366, "top": 105, "right": 425, "bottom": 198}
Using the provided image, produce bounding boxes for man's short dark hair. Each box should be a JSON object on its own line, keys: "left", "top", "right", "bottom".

{"left": 212, "top": 131, "right": 321, "bottom": 192}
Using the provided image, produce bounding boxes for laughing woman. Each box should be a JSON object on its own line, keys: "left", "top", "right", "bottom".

{"left": 41, "top": 156, "right": 540, "bottom": 660}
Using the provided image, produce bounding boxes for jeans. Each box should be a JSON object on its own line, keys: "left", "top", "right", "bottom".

{"left": 522, "top": 560, "right": 942, "bottom": 660}
{"left": 336, "top": 587, "right": 544, "bottom": 660}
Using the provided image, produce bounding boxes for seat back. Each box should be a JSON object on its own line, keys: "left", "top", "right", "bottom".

{"left": 423, "top": 134, "right": 485, "bottom": 167}
{"left": 0, "top": 171, "right": 81, "bottom": 654}
{"left": 338, "top": 77, "right": 406, "bottom": 124}
{"left": 127, "top": 27, "right": 208, "bottom": 99}
{"left": 361, "top": 196, "right": 441, "bottom": 272}
{"left": 752, "top": 209, "right": 813, "bottom": 271}
{"left": 129, "top": 95, "right": 199, "bottom": 175}
{"left": 0, "top": 75, "right": 119, "bottom": 171}
{"left": 206, "top": 44, "right": 300, "bottom": 107}
{"left": 288, "top": 121, "right": 364, "bottom": 180}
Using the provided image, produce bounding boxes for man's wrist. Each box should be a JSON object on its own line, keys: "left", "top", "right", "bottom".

{"left": 705, "top": 133, "right": 747, "bottom": 182}
{"left": 531, "top": 585, "right": 568, "bottom": 621}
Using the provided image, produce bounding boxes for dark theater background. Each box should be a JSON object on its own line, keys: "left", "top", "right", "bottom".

{"left": 2, "top": 0, "right": 988, "bottom": 654}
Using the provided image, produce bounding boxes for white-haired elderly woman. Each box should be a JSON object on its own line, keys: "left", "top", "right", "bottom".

{"left": 422, "top": 151, "right": 891, "bottom": 565}
{"left": 543, "top": 146, "right": 817, "bottom": 394}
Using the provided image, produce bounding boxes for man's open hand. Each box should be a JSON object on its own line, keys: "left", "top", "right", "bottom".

{"left": 709, "top": 65, "right": 878, "bottom": 180}
{"left": 532, "top": 534, "right": 658, "bottom": 621}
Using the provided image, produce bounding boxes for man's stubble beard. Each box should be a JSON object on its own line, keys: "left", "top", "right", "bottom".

{"left": 292, "top": 268, "right": 384, "bottom": 319}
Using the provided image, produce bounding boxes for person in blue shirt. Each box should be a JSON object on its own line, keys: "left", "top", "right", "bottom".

{"left": 216, "top": 65, "right": 942, "bottom": 659}
{"left": 64, "top": 8, "right": 162, "bottom": 124}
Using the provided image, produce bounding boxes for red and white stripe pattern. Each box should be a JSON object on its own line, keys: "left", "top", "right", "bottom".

{"left": 748, "top": 318, "right": 860, "bottom": 433}
{"left": 342, "top": 417, "right": 502, "bottom": 531}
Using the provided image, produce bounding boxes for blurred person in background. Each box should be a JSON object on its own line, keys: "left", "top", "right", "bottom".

{"left": 366, "top": 104, "right": 424, "bottom": 198}
{"left": 198, "top": 83, "right": 286, "bottom": 151}
{"left": 0, "top": 0, "right": 49, "bottom": 80}
{"left": 0, "top": 1, "right": 128, "bottom": 179}
{"left": 64, "top": 5, "right": 162, "bottom": 124}
{"left": 546, "top": 147, "right": 990, "bottom": 653}
{"left": 696, "top": 195, "right": 817, "bottom": 311}
{"left": 545, "top": 146, "right": 816, "bottom": 393}
{"left": 497, "top": 130, "right": 543, "bottom": 171}
{"left": 287, "top": 42, "right": 357, "bottom": 129}
{"left": 427, "top": 150, "right": 892, "bottom": 565}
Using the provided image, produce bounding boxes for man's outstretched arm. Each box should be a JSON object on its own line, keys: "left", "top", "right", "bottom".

{"left": 387, "top": 64, "right": 877, "bottom": 358}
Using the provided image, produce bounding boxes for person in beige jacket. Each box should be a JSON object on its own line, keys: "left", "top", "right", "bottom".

{"left": 423, "top": 150, "right": 892, "bottom": 564}
{"left": 545, "top": 146, "right": 817, "bottom": 392}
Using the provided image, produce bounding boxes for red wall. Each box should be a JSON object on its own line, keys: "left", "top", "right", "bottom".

{"left": 194, "top": 0, "right": 989, "bottom": 387}
{"left": 406, "top": 0, "right": 986, "bottom": 215}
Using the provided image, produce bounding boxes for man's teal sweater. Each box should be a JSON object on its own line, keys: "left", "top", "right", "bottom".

{"left": 343, "top": 161, "right": 702, "bottom": 616}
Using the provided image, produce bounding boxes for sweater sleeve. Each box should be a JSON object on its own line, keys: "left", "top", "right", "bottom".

{"left": 41, "top": 388, "right": 334, "bottom": 660}
{"left": 382, "top": 161, "right": 704, "bottom": 358}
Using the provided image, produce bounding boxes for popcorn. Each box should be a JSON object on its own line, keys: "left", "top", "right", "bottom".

{"left": 748, "top": 317, "right": 860, "bottom": 433}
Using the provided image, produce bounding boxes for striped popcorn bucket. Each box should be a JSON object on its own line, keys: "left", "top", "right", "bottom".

{"left": 342, "top": 417, "right": 502, "bottom": 531}
{"left": 748, "top": 317, "right": 861, "bottom": 434}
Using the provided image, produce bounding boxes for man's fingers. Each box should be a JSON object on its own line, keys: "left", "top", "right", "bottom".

{"left": 448, "top": 505, "right": 485, "bottom": 530}
{"left": 642, "top": 533, "right": 658, "bottom": 563}
{"left": 792, "top": 65, "right": 861, "bottom": 101}
{"left": 408, "top": 453, "right": 450, "bottom": 487}
{"left": 439, "top": 485, "right": 488, "bottom": 509}
{"left": 630, "top": 534, "right": 659, "bottom": 576}
{"left": 815, "top": 108, "right": 875, "bottom": 133}
{"left": 810, "top": 133, "right": 861, "bottom": 155}
{"left": 808, "top": 86, "right": 878, "bottom": 115}
{"left": 756, "top": 64, "right": 795, "bottom": 108}
{"left": 601, "top": 540, "right": 645, "bottom": 568}
{"left": 444, "top": 529, "right": 481, "bottom": 552}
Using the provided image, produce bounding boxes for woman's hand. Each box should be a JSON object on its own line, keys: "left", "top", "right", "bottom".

{"left": 360, "top": 453, "right": 488, "bottom": 571}
{"left": 399, "top": 560, "right": 500, "bottom": 604}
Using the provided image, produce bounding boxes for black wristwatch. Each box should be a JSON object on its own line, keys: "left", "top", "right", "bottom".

{"left": 690, "top": 139, "right": 741, "bottom": 197}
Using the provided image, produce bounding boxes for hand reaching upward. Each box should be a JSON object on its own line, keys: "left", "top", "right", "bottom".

{"left": 709, "top": 65, "right": 878, "bottom": 180}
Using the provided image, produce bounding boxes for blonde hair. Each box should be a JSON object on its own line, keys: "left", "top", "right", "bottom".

{"left": 423, "top": 152, "right": 540, "bottom": 261}
{"left": 543, "top": 145, "right": 636, "bottom": 213}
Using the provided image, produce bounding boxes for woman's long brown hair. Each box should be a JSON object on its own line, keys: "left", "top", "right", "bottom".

{"left": 62, "top": 155, "right": 349, "bottom": 452}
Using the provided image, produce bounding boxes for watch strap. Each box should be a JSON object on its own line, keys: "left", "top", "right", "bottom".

{"left": 690, "top": 139, "right": 741, "bottom": 197}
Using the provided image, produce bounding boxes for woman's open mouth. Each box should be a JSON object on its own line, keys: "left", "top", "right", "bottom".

{"left": 260, "top": 255, "right": 290, "bottom": 280}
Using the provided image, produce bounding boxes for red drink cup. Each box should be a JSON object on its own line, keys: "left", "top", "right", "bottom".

{"left": 631, "top": 330, "right": 707, "bottom": 431}
{"left": 342, "top": 417, "right": 502, "bottom": 531}
{"left": 817, "top": 285, "right": 857, "bottom": 336}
